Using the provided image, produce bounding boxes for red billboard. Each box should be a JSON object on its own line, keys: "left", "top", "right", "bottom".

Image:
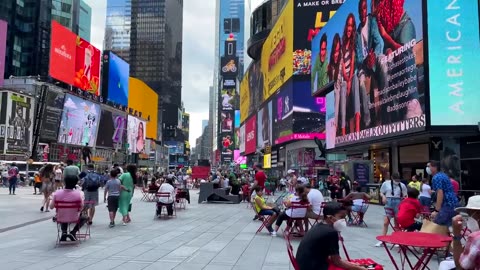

{"left": 49, "top": 21, "right": 77, "bottom": 86}
{"left": 245, "top": 115, "right": 257, "bottom": 155}
{"left": 49, "top": 21, "right": 101, "bottom": 96}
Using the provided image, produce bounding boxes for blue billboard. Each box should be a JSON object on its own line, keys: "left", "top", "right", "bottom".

{"left": 427, "top": 0, "right": 480, "bottom": 125}
{"left": 107, "top": 52, "right": 129, "bottom": 106}
{"left": 219, "top": 0, "right": 245, "bottom": 70}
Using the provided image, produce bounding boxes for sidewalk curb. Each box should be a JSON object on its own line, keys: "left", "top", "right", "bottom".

{"left": 0, "top": 216, "right": 54, "bottom": 234}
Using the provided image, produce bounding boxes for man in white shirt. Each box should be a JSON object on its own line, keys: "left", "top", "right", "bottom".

{"left": 304, "top": 184, "right": 325, "bottom": 231}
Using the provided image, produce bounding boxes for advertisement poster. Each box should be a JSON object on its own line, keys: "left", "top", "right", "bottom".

{"left": 292, "top": 80, "right": 326, "bottom": 134}
{"left": 234, "top": 110, "right": 240, "bottom": 149}
{"left": 427, "top": 0, "right": 480, "bottom": 125}
{"left": 315, "top": 0, "right": 425, "bottom": 149}
{"left": 127, "top": 115, "right": 146, "bottom": 154}
{"left": 220, "top": 56, "right": 239, "bottom": 77}
{"left": 353, "top": 162, "right": 370, "bottom": 186}
{"left": 220, "top": 111, "right": 234, "bottom": 133}
{"left": 234, "top": 150, "right": 247, "bottom": 165}
{"left": 273, "top": 82, "right": 294, "bottom": 145}
{"left": 74, "top": 37, "right": 101, "bottom": 95}
{"left": 257, "top": 101, "right": 272, "bottom": 149}
{"left": 221, "top": 87, "right": 236, "bottom": 111}
{"left": 325, "top": 91, "right": 336, "bottom": 149}
{"left": 40, "top": 91, "right": 65, "bottom": 141}
{"left": 293, "top": 0, "right": 343, "bottom": 75}
{"left": 0, "top": 20, "right": 7, "bottom": 87}
{"left": 248, "top": 61, "right": 264, "bottom": 115}
{"left": 240, "top": 69, "right": 249, "bottom": 123}
{"left": 261, "top": 0, "right": 294, "bottom": 101}
{"left": 107, "top": 51, "right": 129, "bottom": 106}
{"left": 49, "top": 21, "right": 77, "bottom": 86}
{"left": 221, "top": 132, "right": 234, "bottom": 163}
{"left": 58, "top": 94, "right": 100, "bottom": 147}
{"left": 128, "top": 78, "right": 158, "bottom": 140}
{"left": 239, "top": 124, "right": 245, "bottom": 153}
{"left": 0, "top": 92, "right": 34, "bottom": 155}
{"left": 245, "top": 115, "right": 257, "bottom": 155}
{"left": 96, "top": 109, "right": 127, "bottom": 148}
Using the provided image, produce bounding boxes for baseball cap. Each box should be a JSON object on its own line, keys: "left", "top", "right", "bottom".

{"left": 287, "top": 169, "right": 295, "bottom": 174}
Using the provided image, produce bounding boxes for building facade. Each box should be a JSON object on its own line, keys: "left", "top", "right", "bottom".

{"left": 78, "top": 0, "right": 92, "bottom": 41}
{"left": 104, "top": 0, "right": 131, "bottom": 62}
{"left": 51, "top": 0, "right": 91, "bottom": 41}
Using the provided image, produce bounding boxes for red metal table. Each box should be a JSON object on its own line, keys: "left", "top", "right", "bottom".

{"left": 376, "top": 231, "right": 451, "bottom": 270}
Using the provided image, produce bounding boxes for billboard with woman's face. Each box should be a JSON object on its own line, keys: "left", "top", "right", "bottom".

{"left": 127, "top": 115, "right": 146, "bottom": 154}
{"left": 58, "top": 94, "right": 100, "bottom": 147}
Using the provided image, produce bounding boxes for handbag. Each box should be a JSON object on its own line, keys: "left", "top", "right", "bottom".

{"left": 420, "top": 219, "right": 449, "bottom": 235}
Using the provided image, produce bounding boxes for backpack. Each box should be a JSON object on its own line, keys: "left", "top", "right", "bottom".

{"left": 8, "top": 167, "right": 18, "bottom": 178}
{"left": 84, "top": 171, "right": 101, "bottom": 191}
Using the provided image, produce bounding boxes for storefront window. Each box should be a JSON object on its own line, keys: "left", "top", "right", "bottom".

{"left": 371, "top": 149, "right": 389, "bottom": 183}
{"left": 399, "top": 144, "right": 429, "bottom": 181}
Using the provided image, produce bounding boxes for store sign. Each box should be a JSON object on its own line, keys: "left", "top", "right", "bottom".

{"left": 320, "top": 0, "right": 426, "bottom": 149}
{"left": 245, "top": 115, "right": 257, "bottom": 154}
{"left": 427, "top": 0, "right": 480, "bottom": 125}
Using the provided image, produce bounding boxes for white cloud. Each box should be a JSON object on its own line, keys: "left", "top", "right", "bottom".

{"left": 87, "top": 0, "right": 214, "bottom": 147}
{"left": 64, "top": 97, "right": 78, "bottom": 109}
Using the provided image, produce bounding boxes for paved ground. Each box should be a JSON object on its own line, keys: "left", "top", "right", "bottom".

{"left": 0, "top": 187, "right": 444, "bottom": 270}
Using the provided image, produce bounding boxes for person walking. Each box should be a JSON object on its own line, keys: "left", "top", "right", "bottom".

{"left": 40, "top": 164, "right": 55, "bottom": 212}
{"left": 104, "top": 169, "right": 121, "bottom": 228}
{"left": 81, "top": 164, "right": 101, "bottom": 225}
{"left": 7, "top": 162, "right": 19, "bottom": 195}
{"left": 428, "top": 160, "right": 459, "bottom": 228}
{"left": 54, "top": 165, "right": 63, "bottom": 190}
{"left": 118, "top": 165, "right": 136, "bottom": 226}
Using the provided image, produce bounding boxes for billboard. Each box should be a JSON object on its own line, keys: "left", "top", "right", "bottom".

{"left": 239, "top": 124, "right": 246, "bottom": 153}
{"left": 257, "top": 101, "right": 272, "bottom": 149}
{"left": 220, "top": 56, "right": 239, "bottom": 77}
{"left": 96, "top": 109, "right": 127, "bottom": 148}
{"left": 0, "top": 20, "right": 7, "bottom": 87}
{"left": 106, "top": 51, "right": 130, "bottom": 106}
{"left": 128, "top": 78, "right": 158, "bottom": 140}
{"left": 40, "top": 91, "right": 65, "bottom": 141}
{"left": 292, "top": 80, "right": 326, "bottom": 134}
{"left": 58, "top": 94, "right": 101, "bottom": 147}
{"left": 234, "top": 110, "right": 240, "bottom": 149}
{"left": 273, "top": 81, "right": 294, "bottom": 144}
{"left": 218, "top": 0, "right": 245, "bottom": 72}
{"left": 315, "top": 0, "right": 425, "bottom": 148}
{"left": 49, "top": 21, "right": 101, "bottom": 96}
{"left": 245, "top": 115, "right": 257, "bottom": 155}
{"left": 127, "top": 115, "right": 146, "bottom": 154}
{"left": 427, "top": 0, "right": 480, "bottom": 125}
{"left": 234, "top": 150, "right": 246, "bottom": 165}
{"left": 221, "top": 87, "right": 236, "bottom": 111}
{"left": 326, "top": 91, "right": 335, "bottom": 149}
{"left": 293, "top": 0, "right": 343, "bottom": 75}
{"left": 0, "top": 92, "right": 34, "bottom": 155}
{"left": 220, "top": 111, "right": 234, "bottom": 133}
{"left": 220, "top": 132, "right": 234, "bottom": 163}
{"left": 240, "top": 69, "right": 249, "bottom": 123}
{"left": 261, "top": 0, "right": 294, "bottom": 101}
{"left": 49, "top": 21, "right": 77, "bottom": 87}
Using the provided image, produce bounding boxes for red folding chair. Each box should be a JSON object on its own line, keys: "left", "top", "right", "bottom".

{"left": 283, "top": 230, "right": 300, "bottom": 270}
{"left": 338, "top": 232, "right": 351, "bottom": 261}
{"left": 284, "top": 202, "right": 310, "bottom": 238}
{"left": 54, "top": 200, "right": 90, "bottom": 246}
{"left": 308, "top": 202, "right": 326, "bottom": 228}
{"left": 155, "top": 192, "right": 176, "bottom": 218}
{"left": 349, "top": 200, "right": 369, "bottom": 227}
{"left": 420, "top": 206, "right": 431, "bottom": 221}
{"left": 176, "top": 190, "right": 188, "bottom": 210}
{"left": 251, "top": 202, "right": 272, "bottom": 234}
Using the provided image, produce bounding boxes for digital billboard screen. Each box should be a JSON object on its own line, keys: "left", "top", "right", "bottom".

{"left": 58, "top": 94, "right": 101, "bottom": 147}
{"left": 427, "top": 0, "right": 480, "bottom": 125}
{"left": 257, "top": 101, "right": 272, "bottom": 149}
{"left": 50, "top": 21, "right": 101, "bottom": 96}
{"left": 0, "top": 20, "right": 7, "bottom": 87}
{"left": 273, "top": 81, "right": 293, "bottom": 145}
{"left": 97, "top": 109, "right": 127, "bottom": 148}
{"left": 315, "top": 0, "right": 425, "bottom": 148}
{"left": 245, "top": 115, "right": 257, "bottom": 155}
{"left": 127, "top": 115, "right": 146, "bottom": 154}
{"left": 40, "top": 91, "right": 65, "bottom": 141}
{"left": 106, "top": 52, "right": 129, "bottom": 106}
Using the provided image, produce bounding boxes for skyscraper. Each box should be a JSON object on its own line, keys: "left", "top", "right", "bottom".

{"left": 79, "top": 0, "right": 92, "bottom": 41}
{"left": 130, "top": 0, "right": 183, "bottom": 142}
{"left": 104, "top": 0, "right": 131, "bottom": 62}
{"left": 51, "top": 0, "right": 91, "bottom": 41}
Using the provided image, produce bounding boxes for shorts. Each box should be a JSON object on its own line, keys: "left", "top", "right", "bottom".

{"left": 384, "top": 197, "right": 402, "bottom": 217}
{"left": 41, "top": 182, "right": 54, "bottom": 193}
{"left": 434, "top": 206, "right": 456, "bottom": 227}
{"left": 34, "top": 182, "right": 42, "bottom": 189}
{"left": 107, "top": 196, "right": 119, "bottom": 212}
{"left": 84, "top": 191, "right": 99, "bottom": 207}
{"left": 259, "top": 209, "right": 275, "bottom": 216}
{"left": 352, "top": 204, "right": 368, "bottom": 213}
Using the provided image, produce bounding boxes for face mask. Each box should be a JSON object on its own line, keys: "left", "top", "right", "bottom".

{"left": 467, "top": 214, "right": 480, "bottom": 232}
{"left": 333, "top": 218, "right": 347, "bottom": 232}
{"left": 426, "top": 167, "right": 432, "bottom": 175}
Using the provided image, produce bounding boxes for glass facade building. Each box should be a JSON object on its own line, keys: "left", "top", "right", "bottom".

{"left": 105, "top": 0, "right": 131, "bottom": 62}
{"left": 79, "top": 0, "right": 92, "bottom": 41}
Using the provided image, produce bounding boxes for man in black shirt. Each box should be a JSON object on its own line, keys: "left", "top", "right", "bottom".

{"left": 296, "top": 202, "right": 364, "bottom": 270}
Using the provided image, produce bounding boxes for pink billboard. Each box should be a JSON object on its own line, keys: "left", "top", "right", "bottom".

{"left": 0, "top": 20, "right": 7, "bottom": 87}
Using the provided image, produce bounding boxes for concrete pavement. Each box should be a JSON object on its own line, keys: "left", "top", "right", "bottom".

{"left": 0, "top": 187, "right": 444, "bottom": 270}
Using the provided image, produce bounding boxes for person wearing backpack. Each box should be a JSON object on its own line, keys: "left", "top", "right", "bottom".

{"left": 81, "top": 164, "right": 101, "bottom": 225}
{"left": 8, "top": 162, "right": 19, "bottom": 195}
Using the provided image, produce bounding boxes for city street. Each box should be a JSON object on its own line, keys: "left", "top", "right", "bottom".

{"left": 0, "top": 187, "right": 441, "bottom": 270}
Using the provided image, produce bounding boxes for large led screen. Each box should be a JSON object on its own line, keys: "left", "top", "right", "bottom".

{"left": 292, "top": 80, "right": 326, "bottom": 134}
{"left": 427, "top": 0, "right": 480, "bottom": 125}
{"left": 97, "top": 110, "right": 127, "bottom": 148}
{"left": 40, "top": 91, "right": 65, "bottom": 141}
{"left": 315, "top": 0, "right": 425, "bottom": 148}
{"left": 58, "top": 94, "right": 100, "bottom": 147}
{"left": 127, "top": 115, "right": 146, "bottom": 154}
{"left": 107, "top": 52, "right": 129, "bottom": 106}
{"left": 273, "top": 81, "right": 294, "bottom": 145}
{"left": 257, "top": 101, "right": 272, "bottom": 149}
{"left": 0, "top": 20, "right": 7, "bottom": 87}
{"left": 245, "top": 115, "right": 257, "bottom": 155}
{"left": 50, "top": 21, "right": 101, "bottom": 96}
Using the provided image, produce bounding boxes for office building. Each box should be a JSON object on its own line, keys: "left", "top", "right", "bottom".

{"left": 0, "top": 0, "right": 52, "bottom": 78}
{"left": 79, "top": 0, "right": 92, "bottom": 41}
{"left": 51, "top": 0, "right": 91, "bottom": 41}
{"left": 104, "top": 0, "right": 131, "bottom": 62}
{"left": 130, "top": 0, "right": 183, "bottom": 143}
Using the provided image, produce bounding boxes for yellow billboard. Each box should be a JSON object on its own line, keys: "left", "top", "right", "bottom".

{"left": 239, "top": 69, "right": 250, "bottom": 123}
{"left": 128, "top": 77, "right": 158, "bottom": 140}
{"left": 261, "top": 0, "right": 293, "bottom": 101}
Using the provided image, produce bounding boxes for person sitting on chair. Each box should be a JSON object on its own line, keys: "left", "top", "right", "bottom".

{"left": 274, "top": 185, "right": 310, "bottom": 235}
{"left": 397, "top": 188, "right": 423, "bottom": 231}
{"left": 156, "top": 178, "right": 175, "bottom": 217}
{"left": 50, "top": 175, "right": 86, "bottom": 241}
{"left": 254, "top": 185, "right": 279, "bottom": 236}
{"left": 342, "top": 186, "right": 371, "bottom": 224}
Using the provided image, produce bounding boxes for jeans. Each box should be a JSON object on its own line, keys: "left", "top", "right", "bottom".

{"left": 8, "top": 178, "right": 17, "bottom": 194}
{"left": 419, "top": 196, "right": 431, "bottom": 207}
{"left": 61, "top": 216, "right": 87, "bottom": 233}
{"left": 157, "top": 202, "right": 173, "bottom": 216}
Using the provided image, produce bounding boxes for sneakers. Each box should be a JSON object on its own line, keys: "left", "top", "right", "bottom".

{"left": 109, "top": 222, "right": 115, "bottom": 228}
{"left": 122, "top": 222, "right": 127, "bottom": 226}
{"left": 375, "top": 241, "right": 383, "bottom": 247}
{"left": 68, "top": 231, "right": 78, "bottom": 241}
{"left": 60, "top": 234, "right": 68, "bottom": 242}
{"left": 271, "top": 231, "right": 277, "bottom": 237}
